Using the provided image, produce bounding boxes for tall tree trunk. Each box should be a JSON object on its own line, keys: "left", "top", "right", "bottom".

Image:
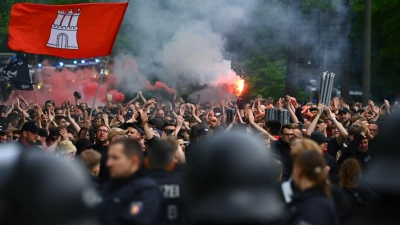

{"left": 340, "top": 0, "right": 350, "bottom": 100}
{"left": 285, "top": 1, "right": 298, "bottom": 97}
{"left": 362, "top": 0, "right": 372, "bottom": 105}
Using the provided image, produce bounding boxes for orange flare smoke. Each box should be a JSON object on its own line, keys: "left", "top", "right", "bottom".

{"left": 237, "top": 79, "right": 244, "bottom": 95}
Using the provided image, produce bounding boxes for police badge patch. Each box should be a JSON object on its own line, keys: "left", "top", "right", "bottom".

{"left": 130, "top": 201, "right": 143, "bottom": 216}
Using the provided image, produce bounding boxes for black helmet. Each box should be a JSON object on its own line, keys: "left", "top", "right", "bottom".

{"left": 0, "top": 144, "right": 97, "bottom": 225}
{"left": 184, "top": 131, "right": 284, "bottom": 224}
{"left": 361, "top": 111, "right": 400, "bottom": 224}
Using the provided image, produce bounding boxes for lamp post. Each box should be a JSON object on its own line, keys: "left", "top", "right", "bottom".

{"left": 362, "top": 0, "right": 372, "bottom": 105}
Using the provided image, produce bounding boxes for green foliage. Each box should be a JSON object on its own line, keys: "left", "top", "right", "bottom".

{"left": 296, "top": 88, "right": 309, "bottom": 102}
{"left": 301, "top": 0, "right": 343, "bottom": 11}
{"left": 242, "top": 56, "right": 286, "bottom": 99}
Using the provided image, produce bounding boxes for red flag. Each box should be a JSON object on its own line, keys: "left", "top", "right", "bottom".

{"left": 8, "top": 2, "right": 128, "bottom": 58}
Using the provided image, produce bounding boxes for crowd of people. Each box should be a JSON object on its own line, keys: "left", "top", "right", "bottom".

{"left": 0, "top": 90, "right": 397, "bottom": 225}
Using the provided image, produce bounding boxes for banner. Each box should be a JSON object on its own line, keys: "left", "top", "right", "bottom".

{"left": 8, "top": 2, "right": 128, "bottom": 58}
{"left": 2, "top": 56, "right": 34, "bottom": 91}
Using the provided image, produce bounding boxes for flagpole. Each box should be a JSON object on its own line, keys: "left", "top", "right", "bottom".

{"left": 33, "top": 85, "right": 38, "bottom": 103}
{"left": 89, "top": 56, "right": 111, "bottom": 122}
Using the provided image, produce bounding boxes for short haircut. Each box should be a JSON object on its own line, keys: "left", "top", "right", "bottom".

{"left": 110, "top": 138, "right": 143, "bottom": 163}
{"left": 79, "top": 150, "right": 101, "bottom": 170}
{"left": 54, "top": 107, "right": 63, "bottom": 112}
{"left": 54, "top": 115, "right": 66, "bottom": 124}
{"left": 97, "top": 125, "right": 109, "bottom": 132}
{"left": 290, "top": 138, "right": 322, "bottom": 161}
{"left": 348, "top": 125, "right": 362, "bottom": 136}
{"left": 280, "top": 124, "right": 293, "bottom": 135}
{"left": 293, "top": 126, "right": 304, "bottom": 137}
{"left": 161, "top": 136, "right": 179, "bottom": 151}
{"left": 147, "top": 139, "right": 176, "bottom": 169}
{"left": 265, "top": 120, "right": 281, "bottom": 136}
{"left": 66, "top": 127, "right": 75, "bottom": 135}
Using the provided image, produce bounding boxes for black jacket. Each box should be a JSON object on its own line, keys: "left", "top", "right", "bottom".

{"left": 325, "top": 153, "right": 339, "bottom": 183}
{"left": 327, "top": 137, "right": 341, "bottom": 159}
{"left": 271, "top": 139, "right": 292, "bottom": 182}
{"left": 341, "top": 186, "right": 379, "bottom": 225}
{"left": 16, "top": 139, "right": 42, "bottom": 151}
{"left": 338, "top": 133, "right": 371, "bottom": 169}
{"left": 146, "top": 169, "right": 188, "bottom": 225}
{"left": 92, "top": 143, "right": 109, "bottom": 183}
{"left": 283, "top": 187, "right": 339, "bottom": 225}
{"left": 97, "top": 173, "right": 163, "bottom": 225}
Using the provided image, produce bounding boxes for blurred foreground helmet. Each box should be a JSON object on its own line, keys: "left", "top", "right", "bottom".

{"left": 361, "top": 111, "right": 400, "bottom": 225}
{"left": 184, "top": 131, "right": 284, "bottom": 225}
{"left": 0, "top": 144, "right": 97, "bottom": 225}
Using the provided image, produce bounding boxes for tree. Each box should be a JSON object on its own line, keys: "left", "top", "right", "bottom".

{"left": 242, "top": 56, "right": 286, "bottom": 99}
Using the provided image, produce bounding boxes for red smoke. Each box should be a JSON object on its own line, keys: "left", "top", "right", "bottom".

{"left": 213, "top": 70, "right": 244, "bottom": 96}
{"left": 12, "top": 60, "right": 124, "bottom": 106}
{"left": 145, "top": 81, "right": 177, "bottom": 94}
{"left": 114, "top": 56, "right": 177, "bottom": 94}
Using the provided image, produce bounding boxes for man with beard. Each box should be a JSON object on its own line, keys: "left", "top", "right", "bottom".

{"left": 338, "top": 107, "right": 352, "bottom": 129}
{"left": 271, "top": 124, "right": 294, "bottom": 181}
{"left": 18, "top": 122, "right": 41, "bottom": 150}
{"left": 92, "top": 125, "right": 110, "bottom": 183}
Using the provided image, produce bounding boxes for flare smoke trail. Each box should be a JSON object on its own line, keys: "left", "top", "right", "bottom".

{"left": 113, "top": 0, "right": 258, "bottom": 95}
{"left": 113, "top": 0, "right": 348, "bottom": 96}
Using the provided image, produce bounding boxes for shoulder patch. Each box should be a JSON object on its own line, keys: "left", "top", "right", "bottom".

{"left": 130, "top": 201, "right": 143, "bottom": 216}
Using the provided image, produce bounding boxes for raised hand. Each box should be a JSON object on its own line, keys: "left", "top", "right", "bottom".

{"left": 361, "top": 121, "right": 369, "bottom": 135}
{"left": 48, "top": 109, "right": 55, "bottom": 122}
{"left": 141, "top": 110, "right": 149, "bottom": 125}
{"left": 117, "top": 115, "right": 125, "bottom": 124}
{"left": 84, "top": 120, "right": 91, "bottom": 129}
{"left": 246, "top": 108, "right": 255, "bottom": 123}
{"left": 325, "top": 107, "right": 335, "bottom": 120}
{"left": 317, "top": 103, "right": 324, "bottom": 114}
{"left": 60, "top": 128, "right": 68, "bottom": 141}
{"left": 102, "top": 114, "right": 109, "bottom": 126}
{"left": 176, "top": 116, "right": 184, "bottom": 127}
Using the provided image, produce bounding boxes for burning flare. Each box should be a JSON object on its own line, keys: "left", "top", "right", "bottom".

{"left": 237, "top": 79, "right": 244, "bottom": 95}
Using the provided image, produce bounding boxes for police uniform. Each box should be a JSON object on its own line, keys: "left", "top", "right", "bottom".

{"left": 97, "top": 172, "right": 164, "bottom": 225}
{"left": 146, "top": 169, "right": 188, "bottom": 225}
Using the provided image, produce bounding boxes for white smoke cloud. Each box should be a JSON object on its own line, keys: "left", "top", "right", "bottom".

{"left": 110, "top": 0, "right": 348, "bottom": 94}
{"left": 112, "top": 0, "right": 258, "bottom": 93}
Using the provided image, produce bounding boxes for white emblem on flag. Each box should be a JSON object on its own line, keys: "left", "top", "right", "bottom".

{"left": 47, "top": 9, "right": 81, "bottom": 50}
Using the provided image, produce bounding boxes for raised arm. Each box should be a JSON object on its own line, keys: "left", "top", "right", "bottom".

{"left": 140, "top": 110, "right": 153, "bottom": 141}
{"left": 305, "top": 103, "right": 324, "bottom": 137}
{"left": 247, "top": 108, "right": 277, "bottom": 141}
{"left": 190, "top": 104, "right": 202, "bottom": 123}
{"left": 326, "top": 108, "right": 348, "bottom": 146}
{"left": 66, "top": 105, "right": 81, "bottom": 133}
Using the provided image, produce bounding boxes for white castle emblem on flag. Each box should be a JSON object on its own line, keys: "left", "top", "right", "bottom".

{"left": 47, "top": 9, "right": 81, "bottom": 50}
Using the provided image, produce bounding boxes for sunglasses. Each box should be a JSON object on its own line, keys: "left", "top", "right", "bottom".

{"left": 13, "top": 136, "right": 20, "bottom": 140}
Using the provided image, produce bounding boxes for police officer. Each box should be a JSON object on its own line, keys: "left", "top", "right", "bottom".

{"left": 97, "top": 138, "right": 163, "bottom": 225}
{"left": 184, "top": 131, "right": 285, "bottom": 225}
{"left": 0, "top": 144, "right": 97, "bottom": 225}
{"left": 146, "top": 139, "right": 188, "bottom": 225}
